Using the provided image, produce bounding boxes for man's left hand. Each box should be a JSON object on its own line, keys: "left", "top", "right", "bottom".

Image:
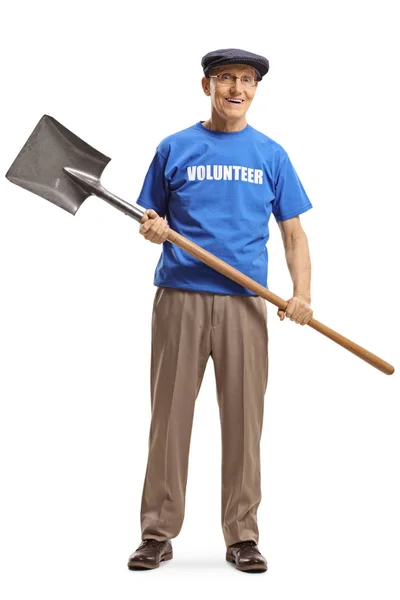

{"left": 277, "top": 296, "right": 313, "bottom": 326}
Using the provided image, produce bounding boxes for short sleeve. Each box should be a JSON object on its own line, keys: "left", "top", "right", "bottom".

{"left": 136, "top": 149, "right": 170, "bottom": 217}
{"left": 272, "top": 154, "right": 313, "bottom": 222}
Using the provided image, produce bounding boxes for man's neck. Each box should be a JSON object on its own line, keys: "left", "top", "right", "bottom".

{"left": 202, "top": 117, "right": 248, "bottom": 133}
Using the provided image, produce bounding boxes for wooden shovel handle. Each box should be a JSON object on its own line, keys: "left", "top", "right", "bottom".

{"left": 167, "top": 228, "right": 394, "bottom": 376}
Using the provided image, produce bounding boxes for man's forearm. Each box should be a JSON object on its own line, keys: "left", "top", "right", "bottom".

{"left": 283, "top": 231, "right": 312, "bottom": 303}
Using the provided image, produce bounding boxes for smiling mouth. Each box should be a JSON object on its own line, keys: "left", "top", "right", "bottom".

{"left": 225, "top": 98, "right": 244, "bottom": 105}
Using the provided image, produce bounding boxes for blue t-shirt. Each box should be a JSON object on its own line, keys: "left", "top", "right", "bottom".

{"left": 136, "top": 121, "right": 313, "bottom": 296}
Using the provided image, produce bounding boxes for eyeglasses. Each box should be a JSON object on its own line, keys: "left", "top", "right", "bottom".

{"left": 208, "top": 73, "right": 260, "bottom": 88}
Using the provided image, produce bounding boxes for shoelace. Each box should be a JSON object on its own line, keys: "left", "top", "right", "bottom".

{"left": 232, "top": 540, "right": 258, "bottom": 551}
{"left": 137, "top": 538, "right": 162, "bottom": 550}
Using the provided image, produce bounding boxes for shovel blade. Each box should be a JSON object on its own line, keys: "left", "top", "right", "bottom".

{"left": 5, "top": 115, "right": 111, "bottom": 215}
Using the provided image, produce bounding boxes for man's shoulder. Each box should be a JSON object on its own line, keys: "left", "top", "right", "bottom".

{"left": 248, "top": 124, "right": 287, "bottom": 156}
{"left": 156, "top": 123, "right": 199, "bottom": 156}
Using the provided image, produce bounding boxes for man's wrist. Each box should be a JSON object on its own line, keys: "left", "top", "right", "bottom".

{"left": 293, "top": 292, "right": 311, "bottom": 304}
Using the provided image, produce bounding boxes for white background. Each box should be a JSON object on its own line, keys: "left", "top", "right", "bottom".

{"left": 1, "top": 0, "right": 399, "bottom": 598}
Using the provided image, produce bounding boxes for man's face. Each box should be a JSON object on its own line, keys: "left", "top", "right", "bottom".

{"left": 201, "top": 63, "right": 259, "bottom": 120}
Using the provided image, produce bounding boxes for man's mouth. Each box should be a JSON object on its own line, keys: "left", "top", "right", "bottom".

{"left": 225, "top": 98, "right": 244, "bottom": 105}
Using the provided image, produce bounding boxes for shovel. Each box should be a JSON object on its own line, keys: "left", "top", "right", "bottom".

{"left": 5, "top": 115, "right": 394, "bottom": 376}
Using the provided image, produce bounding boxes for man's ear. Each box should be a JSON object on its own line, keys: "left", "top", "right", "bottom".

{"left": 201, "top": 76, "right": 210, "bottom": 96}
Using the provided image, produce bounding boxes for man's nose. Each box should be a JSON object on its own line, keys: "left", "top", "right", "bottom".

{"left": 231, "top": 77, "right": 245, "bottom": 91}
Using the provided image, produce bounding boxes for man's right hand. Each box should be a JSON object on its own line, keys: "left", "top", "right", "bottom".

{"left": 139, "top": 209, "right": 170, "bottom": 244}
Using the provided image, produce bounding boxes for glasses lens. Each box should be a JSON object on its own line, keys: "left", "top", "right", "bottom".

{"left": 218, "top": 73, "right": 235, "bottom": 84}
{"left": 241, "top": 75, "right": 255, "bottom": 87}
{"left": 218, "top": 73, "right": 255, "bottom": 87}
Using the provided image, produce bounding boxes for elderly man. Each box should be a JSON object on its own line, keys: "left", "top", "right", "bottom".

{"left": 127, "top": 48, "right": 313, "bottom": 573}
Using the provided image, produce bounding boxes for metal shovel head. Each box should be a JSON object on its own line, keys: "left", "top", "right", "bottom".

{"left": 5, "top": 115, "right": 111, "bottom": 215}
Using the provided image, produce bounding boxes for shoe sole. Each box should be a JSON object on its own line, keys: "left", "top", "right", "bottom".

{"left": 226, "top": 553, "right": 267, "bottom": 572}
{"left": 127, "top": 552, "right": 173, "bottom": 570}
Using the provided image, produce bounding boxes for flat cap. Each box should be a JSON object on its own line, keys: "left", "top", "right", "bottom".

{"left": 201, "top": 48, "right": 269, "bottom": 80}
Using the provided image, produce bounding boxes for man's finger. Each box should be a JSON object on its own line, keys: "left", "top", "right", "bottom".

{"left": 146, "top": 218, "right": 166, "bottom": 242}
{"left": 145, "top": 222, "right": 161, "bottom": 242}
{"left": 142, "top": 217, "right": 161, "bottom": 235}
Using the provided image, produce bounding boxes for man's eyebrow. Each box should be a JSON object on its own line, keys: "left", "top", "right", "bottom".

{"left": 211, "top": 67, "right": 256, "bottom": 75}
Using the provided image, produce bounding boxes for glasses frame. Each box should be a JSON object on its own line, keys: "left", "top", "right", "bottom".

{"left": 208, "top": 72, "right": 261, "bottom": 88}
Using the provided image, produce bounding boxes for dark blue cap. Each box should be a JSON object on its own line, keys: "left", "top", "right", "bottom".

{"left": 201, "top": 48, "right": 269, "bottom": 80}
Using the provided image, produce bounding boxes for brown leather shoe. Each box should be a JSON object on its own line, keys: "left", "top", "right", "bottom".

{"left": 127, "top": 538, "right": 173, "bottom": 570}
{"left": 226, "top": 540, "right": 268, "bottom": 572}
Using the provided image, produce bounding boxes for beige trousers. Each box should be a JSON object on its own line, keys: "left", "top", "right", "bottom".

{"left": 140, "top": 286, "right": 269, "bottom": 547}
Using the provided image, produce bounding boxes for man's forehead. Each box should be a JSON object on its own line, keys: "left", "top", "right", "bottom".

{"left": 211, "top": 63, "right": 256, "bottom": 74}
